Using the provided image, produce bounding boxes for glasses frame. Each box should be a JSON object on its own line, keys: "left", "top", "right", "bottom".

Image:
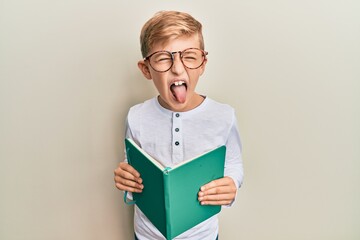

{"left": 144, "top": 48, "right": 208, "bottom": 73}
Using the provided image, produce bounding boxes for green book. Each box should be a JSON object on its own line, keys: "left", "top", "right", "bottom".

{"left": 124, "top": 138, "right": 226, "bottom": 240}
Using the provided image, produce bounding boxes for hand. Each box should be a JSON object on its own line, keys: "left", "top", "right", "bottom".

{"left": 114, "top": 162, "right": 144, "bottom": 193}
{"left": 198, "top": 176, "right": 237, "bottom": 205}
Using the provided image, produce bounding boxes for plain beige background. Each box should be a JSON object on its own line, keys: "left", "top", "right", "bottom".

{"left": 1, "top": 0, "right": 359, "bottom": 239}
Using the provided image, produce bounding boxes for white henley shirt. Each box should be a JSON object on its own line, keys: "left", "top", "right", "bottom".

{"left": 124, "top": 96, "right": 243, "bottom": 240}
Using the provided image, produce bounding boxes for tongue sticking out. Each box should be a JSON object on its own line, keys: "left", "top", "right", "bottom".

{"left": 171, "top": 84, "right": 187, "bottom": 103}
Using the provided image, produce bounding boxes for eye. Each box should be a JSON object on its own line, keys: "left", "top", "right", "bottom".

{"left": 182, "top": 51, "right": 200, "bottom": 62}
{"left": 158, "top": 57, "right": 172, "bottom": 62}
{"left": 183, "top": 55, "right": 198, "bottom": 63}
{"left": 183, "top": 56, "right": 197, "bottom": 61}
{"left": 152, "top": 53, "right": 172, "bottom": 63}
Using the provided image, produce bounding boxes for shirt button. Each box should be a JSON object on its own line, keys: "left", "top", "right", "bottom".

{"left": 175, "top": 128, "right": 179, "bottom": 132}
{"left": 175, "top": 141, "right": 180, "bottom": 146}
{"left": 175, "top": 113, "right": 180, "bottom": 117}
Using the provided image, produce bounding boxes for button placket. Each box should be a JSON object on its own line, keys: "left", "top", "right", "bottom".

{"left": 172, "top": 112, "right": 183, "bottom": 163}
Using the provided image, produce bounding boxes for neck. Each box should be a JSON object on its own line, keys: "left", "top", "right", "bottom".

{"left": 158, "top": 94, "right": 205, "bottom": 112}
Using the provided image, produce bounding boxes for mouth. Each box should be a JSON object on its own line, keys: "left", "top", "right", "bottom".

{"left": 170, "top": 80, "right": 187, "bottom": 103}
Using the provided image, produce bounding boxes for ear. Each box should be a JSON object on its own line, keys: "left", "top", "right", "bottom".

{"left": 199, "top": 58, "right": 207, "bottom": 76}
{"left": 138, "top": 60, "right": 152, "bottom": 80}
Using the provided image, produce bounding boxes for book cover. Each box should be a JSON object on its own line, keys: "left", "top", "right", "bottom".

{"left": 125, "top": 138, "right": 226, "bottom": 240}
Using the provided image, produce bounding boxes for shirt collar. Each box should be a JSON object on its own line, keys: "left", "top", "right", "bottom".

{"left": 153, "top": 95, "right": 209, "bottom": 118}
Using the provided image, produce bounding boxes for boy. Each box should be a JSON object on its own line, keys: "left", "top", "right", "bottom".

{"left": 114, "top": 11, "right": 243, "bottom": 240}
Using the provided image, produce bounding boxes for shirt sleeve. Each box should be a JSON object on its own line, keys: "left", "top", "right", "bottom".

{"left": 122, "top": 114, "right": 135, "bottom": 200}
{"left": 223, "top": 114, "right": 244, "bottom": 205}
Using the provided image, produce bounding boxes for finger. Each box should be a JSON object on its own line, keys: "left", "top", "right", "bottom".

{"left": 198, "top": 193, "right": 235, "bottom": 206}
{"left": 114, "top": 163, "right": 142, "bottom": 184}
{"left": 200, "top": 199, "right": 233, "bottom": 206}
{"left": 115, "top": 162, "right": 140, "bottom": 177}
{"left": 120, "top": 163, "right": 141, "bottom": 178}
{"left": 198, "top": 192, "right": 234, "bottom": 202}
{"left": 200, "top": 177, "right": 235, "bottom": 191}
{"left": 198, "top": 185, "right": 235, "bottom": 196}
{"left": 115, "top": 182, "right": 143, "bottom": 193}
{"left": 200, "top": 180, "right": 218, "bottom": 191}
{"left": 114, "top": 175, "right": 143, "bottom": 190}
{"left": 198, "top": 180, "right": 237, "bottom": 205}
{"left": 115, "top": 169, "right": 143, "bottom": 184}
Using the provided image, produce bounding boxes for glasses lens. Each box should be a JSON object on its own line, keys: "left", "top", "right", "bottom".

{"left": 181, "top": 49, "right": 205, "bottom": 69}
{"left": 149, "top": 52, "right": 173, "bottom": 72}
{"left": 148, "top": 49, "right": 206, "bottom": 72}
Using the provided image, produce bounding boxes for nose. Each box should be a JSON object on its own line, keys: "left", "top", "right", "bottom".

{"left": 170, "top": 52, "right": 185, "bottom": 74}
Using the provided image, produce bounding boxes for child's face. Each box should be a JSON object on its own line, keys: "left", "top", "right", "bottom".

{"left": 138, "top": 34, "right": 207, "bottom": 112}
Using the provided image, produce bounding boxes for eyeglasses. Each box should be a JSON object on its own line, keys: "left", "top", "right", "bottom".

{"left": 144, "top": 48, "right": 208, "bottom": 73}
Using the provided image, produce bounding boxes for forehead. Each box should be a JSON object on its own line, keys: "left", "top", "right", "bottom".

{"left": 150, "top": 34, "right": 201, "bottom": 53}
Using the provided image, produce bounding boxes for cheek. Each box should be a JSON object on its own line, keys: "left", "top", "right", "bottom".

{"left": 189, "top": 71, "right": 201, "bottom": 84}
{"left": 152, "top": 75, "right": 169, "bottom": 91}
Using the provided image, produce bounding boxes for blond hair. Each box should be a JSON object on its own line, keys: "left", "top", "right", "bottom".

{"left": 140, "top": 11, "right": 204, "bottom": 58}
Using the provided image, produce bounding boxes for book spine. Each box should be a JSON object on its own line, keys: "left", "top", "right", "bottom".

{"left": 163, "top": 168, "right": 172, "bottom": 240}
